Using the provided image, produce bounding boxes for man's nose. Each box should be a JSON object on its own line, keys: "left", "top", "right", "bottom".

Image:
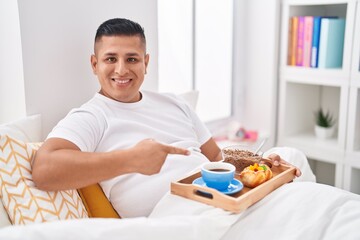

{"left": 115, "top": 60, "right": 129, "bottom": 75}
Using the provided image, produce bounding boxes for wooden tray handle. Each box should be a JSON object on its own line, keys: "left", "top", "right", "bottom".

{"left": 171, "top": 182, "right": 232, "bottom": 205}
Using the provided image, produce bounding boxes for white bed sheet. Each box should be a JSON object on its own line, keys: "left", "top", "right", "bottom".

{"left": 221, "top": 182, "right": 360, "bottom": 239}
{"left": 0, "top": 181, "right": 359, "bottom": 240}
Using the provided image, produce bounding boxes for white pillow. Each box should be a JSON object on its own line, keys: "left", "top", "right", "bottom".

{"left": 0, "top": 114, "right": 42, "bottom": 142}
{"left": 0, "top": 115, "right": 42, "bottom": 227}
{"left": 0, "top": 136, "right": 88, "bottom": 225}
{"left": 178, "top": 90, "right": 199, "bottom": 111}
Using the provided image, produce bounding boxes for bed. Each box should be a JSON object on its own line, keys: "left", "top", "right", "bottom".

{"left": 0, "top": 114, "right": 360, "bottom": 240}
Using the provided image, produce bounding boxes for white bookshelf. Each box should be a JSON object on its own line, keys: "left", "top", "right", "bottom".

{"left": 278, "top": 0, "right": 359, "bottom": 192}
{"left": 344, "top": 0, "right": 360, "bottom": 194}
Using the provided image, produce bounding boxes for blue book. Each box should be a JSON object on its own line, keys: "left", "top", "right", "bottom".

{"left": 318, "top": 18, "right": 346, "bottom": 68}
{"left": 310, "top": 16, "right": 322, "bottom": 68}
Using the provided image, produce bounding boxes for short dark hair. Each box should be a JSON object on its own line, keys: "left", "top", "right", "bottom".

{"left": 95, "top": 18, "right": 146, "bottom": 48}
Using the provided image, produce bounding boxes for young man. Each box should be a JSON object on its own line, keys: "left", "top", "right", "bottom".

{"left": 32, "top": 18, "right": 301, "bottom": 218}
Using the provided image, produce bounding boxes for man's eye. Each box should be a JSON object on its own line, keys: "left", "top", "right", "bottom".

{"left": 128, "top": 58, "right": 137, "bottom": 62}
{"left": 106, "top": 57, "right": 116, "bottom": 63}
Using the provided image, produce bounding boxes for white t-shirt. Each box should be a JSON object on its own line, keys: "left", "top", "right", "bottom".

{"left": 47, "top": 91, "right": 212, "bottom": 217}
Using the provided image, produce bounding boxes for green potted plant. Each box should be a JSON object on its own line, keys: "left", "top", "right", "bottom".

{"left": 314, "top": 108, "right": 336, "bottom": 139}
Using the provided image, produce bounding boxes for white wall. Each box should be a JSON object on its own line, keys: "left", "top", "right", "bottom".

{"left": 16, "top": 0, "right": 158, "bottom": 138}
{"left": 233, "top": 0, "right": 280, "bottom": 148}
{"left": 158, "top": 0, "right": 193, "bottom": 94}
{"left": 195, "top": 0, "right": 233, "bottom": 122}
{"left": 0, "top": 0, "right": 26, "bottom": 123}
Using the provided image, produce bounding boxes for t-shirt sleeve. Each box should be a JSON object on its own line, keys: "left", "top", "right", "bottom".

{"left": 47, "top": 108, "right": 105, "bottom": 152}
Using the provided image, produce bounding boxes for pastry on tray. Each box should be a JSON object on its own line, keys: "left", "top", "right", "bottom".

{"left": 239, "top": 163, "right": 273, "bottom": 188}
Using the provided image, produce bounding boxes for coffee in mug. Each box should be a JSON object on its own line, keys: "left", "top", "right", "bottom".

{"left": 201, "top": 162, "right": 235, "bottom": 190}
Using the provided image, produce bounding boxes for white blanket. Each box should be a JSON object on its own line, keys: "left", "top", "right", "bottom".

{"left": 0, "top": 181, "right": 359, "bottom": 240}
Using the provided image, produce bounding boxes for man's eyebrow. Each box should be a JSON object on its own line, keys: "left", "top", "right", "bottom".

{"left": 125, "top": 52, "right": 141, "bottom": 56}
{"left": 103, "top": 52, "right": 117, "bottom": 56}
{"left": 103, "top": 52, "right": 141, "bottom": 56}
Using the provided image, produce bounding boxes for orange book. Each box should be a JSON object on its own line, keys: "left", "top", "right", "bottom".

{"left": 287, "top": 17, "right": 298, "bottom": 66}
{"left": 296, "top": 16, "right": 305, "bottom": 66}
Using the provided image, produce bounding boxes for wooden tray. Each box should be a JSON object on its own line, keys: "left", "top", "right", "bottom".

{"left": 171, "top": 163, "right": 296, "bottom": 213}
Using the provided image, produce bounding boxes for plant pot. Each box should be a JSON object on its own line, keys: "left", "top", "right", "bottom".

{"left": 314, "top": 125, "right": 335, "bottom": 139}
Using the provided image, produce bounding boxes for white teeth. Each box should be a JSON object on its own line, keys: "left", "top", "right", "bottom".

{"left": 113, "top": 79, "right": 130, "bottom": 84}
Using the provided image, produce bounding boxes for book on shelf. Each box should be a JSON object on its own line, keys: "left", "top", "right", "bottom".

{"left": 310, "top": 16, "right": 322, "bottom": 68}
{"left": 287, "top": 16, "right": 298, "bottom": 66}
{"left": 296, "top": 16, "right": 305, "bottom": 66}
{"left": 303, "top": 16, "right": 313, "bottom": 67}
{"left": 318, "top": 18, "right": 345, "bottom": 69}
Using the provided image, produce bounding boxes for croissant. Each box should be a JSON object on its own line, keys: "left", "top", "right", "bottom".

{"left": 239, "top": 163, "right": 273, "bottom": 188}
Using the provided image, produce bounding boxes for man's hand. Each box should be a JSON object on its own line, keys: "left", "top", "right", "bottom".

{"left": 129, "top": 139, "right": 190, "bottom": 175}
{"left": 266, "top": 153, "right": 302, "bottom": 177}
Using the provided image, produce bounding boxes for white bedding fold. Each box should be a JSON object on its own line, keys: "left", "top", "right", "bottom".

{"left": 1, "top": 182, "right": 358, "bottom": 240}
{"left": 0, "top": 216, "right": 220, "bottom": 240}
{"left": 150, "top": 181, "right": 360, "bottom": 240}
{"left": 222, "top": 182, "right": 360, "bottom": 240}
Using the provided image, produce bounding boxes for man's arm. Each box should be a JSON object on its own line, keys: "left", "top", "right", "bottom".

{"left": 32, "top": 138, "right": 189, "bottom": 191}
{"left": 200, "top": 138, "right": 222, "bottom": 162}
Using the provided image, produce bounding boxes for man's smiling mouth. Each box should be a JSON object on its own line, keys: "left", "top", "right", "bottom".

{"left": 112, "top": 78, "right": 131, "bottom": 84}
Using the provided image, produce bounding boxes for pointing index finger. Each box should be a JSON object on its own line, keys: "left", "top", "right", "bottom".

{"left": 163, "top": 145, "right": 190, "bottom": 156}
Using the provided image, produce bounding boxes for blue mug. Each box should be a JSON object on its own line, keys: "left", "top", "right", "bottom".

{"left": 201, "top": 162, "right": 235, "bottom": 190}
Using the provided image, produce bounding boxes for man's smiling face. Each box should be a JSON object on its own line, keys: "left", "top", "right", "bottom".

{"left": 91, "top": 35, "right": 149, "bottom": 103}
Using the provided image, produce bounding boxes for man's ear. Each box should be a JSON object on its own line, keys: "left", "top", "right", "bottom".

{"left": 91, "top": 54, "right": 98, "bottom": 74}
{"left": 144, "top": 54, "right": 150, "bottom": 74}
